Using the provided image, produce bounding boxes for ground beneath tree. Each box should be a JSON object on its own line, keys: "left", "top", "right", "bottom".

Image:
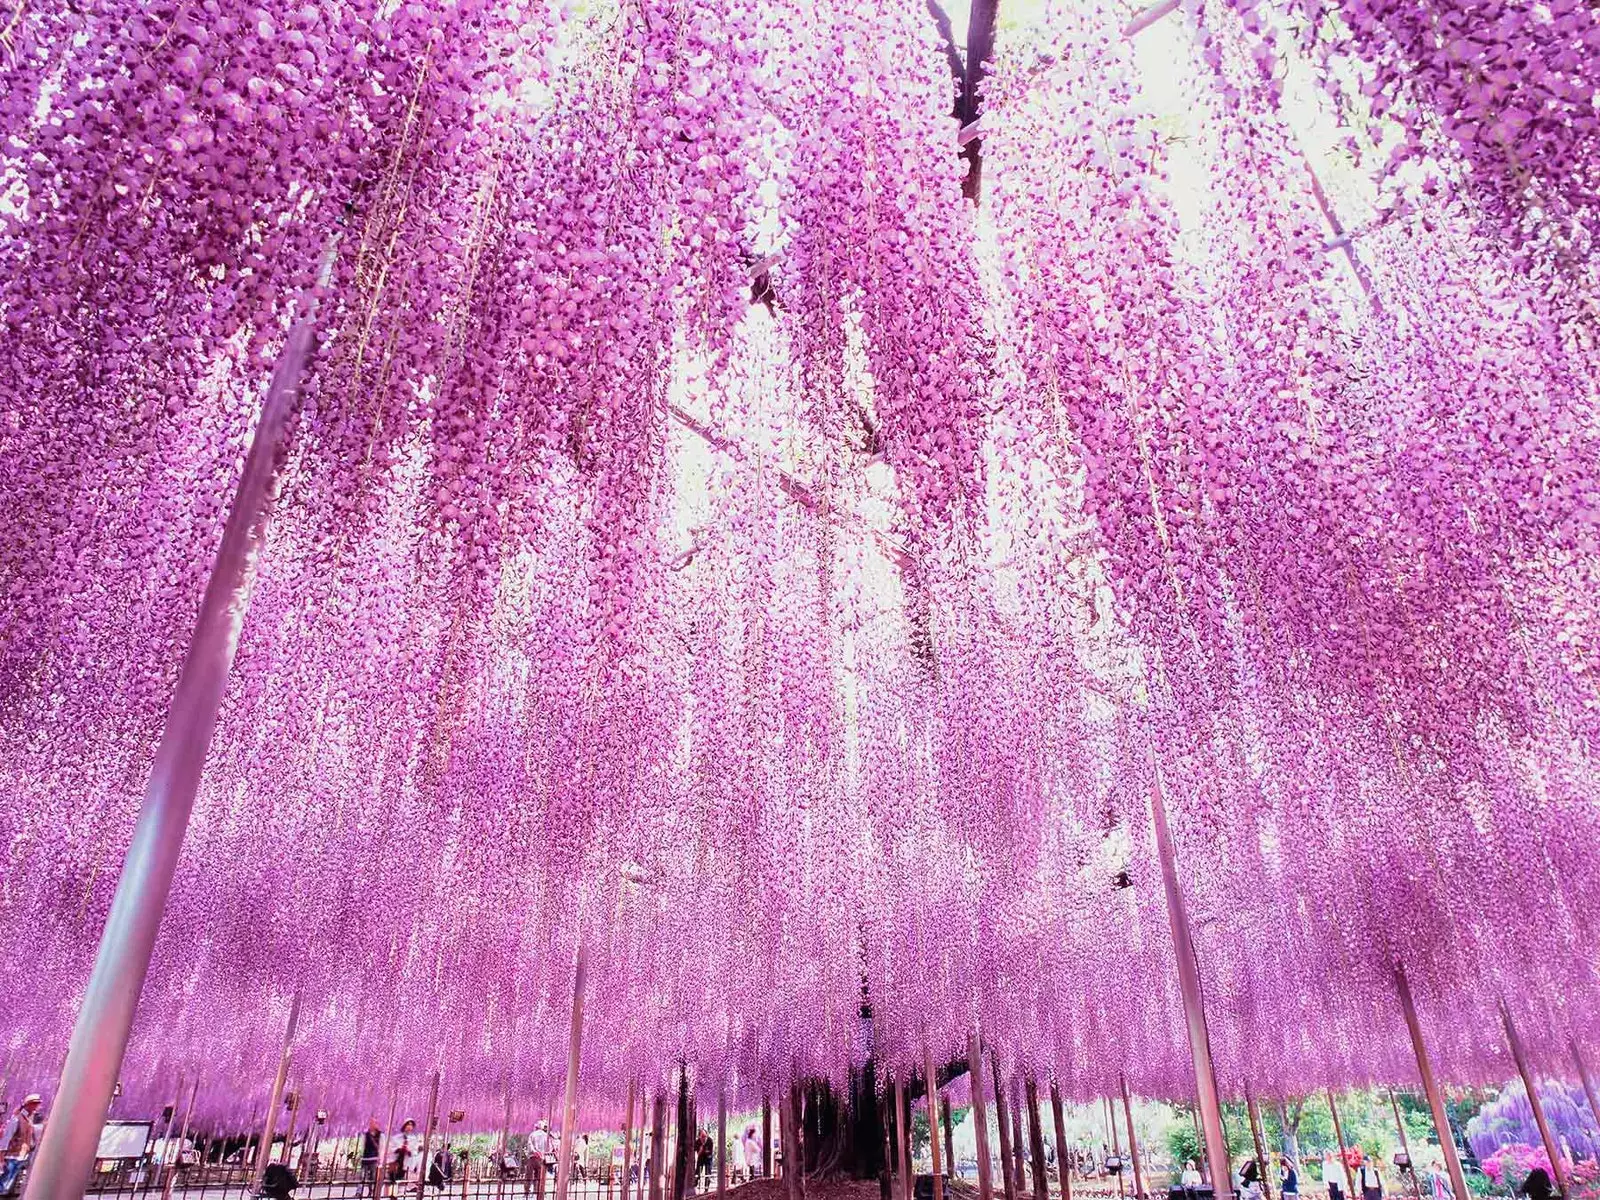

{"left": 729, "top": 1179, "right": 983, "bottom": 1200}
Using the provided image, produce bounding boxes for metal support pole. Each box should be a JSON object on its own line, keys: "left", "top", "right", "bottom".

{"left": 991, "top": 1052, "right": 1017, "bottom": 1200}
{"left": 1327, "top": 1091, "right": 1355, "bottom": 1200}
{"left": 925, "top": 1049, "right": 945, "bottom": 1200}
{"left": 555, "top": 945, "right": 589, "bottom": 1200}
{"left": 418, "top": 1071, "right": 441, "bottom": 1200}
{"left": 969, "top": 1035, "right": 994, "bottom": 1200}
{"left": 894, "top": 1075, "right": 911, "bottom": 1200}
{"left": 29, "top": 309, "right": 330, "bottom": 1198}
{"left": 1394, "top": 965, "right": 1468, "bottom": 1200}
{"left": 1121, "top": 1078, "right": 1144, "bottom": 1200}
{"left": 1501, "top": 1001, "right": 1570, "bottom": 1199}
{"left": 1573, "top": 1043, "right": 1600, "bottom": 1156}
{"left": 252, "top": 993, "right": 304, "bottom": 1192}
{"left": 1150, "top": 764, "right": 1232, "bottom": 1200}
{"left": 716, "top": 1089, "right": 726, "bottom": 1200}
{"left": 622, "top": 1082, "right": 636, "bottom": 1200}
{"left": 22, "top": 257, "right": 331, "bottom": 1200}
{"left": 1049, "top": 1083, "right": 1073, "bottom": 1200}
{"left": 499, "top": 1077, "right": 513, "bottom": 1200}
{"left": 1011, "top": 1084, "right": 1026, "bottom": 1200}
{"left": 1245, "top": 1086, "right": 1271, "bottom": 1200}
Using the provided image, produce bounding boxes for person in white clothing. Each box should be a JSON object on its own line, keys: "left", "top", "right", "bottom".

{"left": 743, "top": 1126, "right": 762, "bottom": 1180}
{"left": 1180, "top": 1161, "right": 1203, "bottom": 1190}
{"left": 530, "top": 1122, "right": 555, "bottom": 1200}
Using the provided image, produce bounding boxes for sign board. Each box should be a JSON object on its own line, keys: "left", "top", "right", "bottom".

{"left": 96, "top": 1120, "right": 153, "bottom": 1162}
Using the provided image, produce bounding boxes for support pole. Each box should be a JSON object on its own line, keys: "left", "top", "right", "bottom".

{"left": 1394, "top": 966, "right": 1468, "bottom": 1200}
{"left": 500, "top": 1077, "right": 514, "bottom": 1200}
{"left": 942, "top": 1098, "right": 955, "bottom": 1189}
{"left": 991, "top": 1052, "right": 1017, "bottom": 1200}
{"left": 1327, "top": 1092, "right": 1355, "bottom": 1200}
{"left": 894, "top": 1075, "right": 911, "bottom": 1200}
{"left": 1389, "top": 1090, "right": 1418, "bottom": 1200}
{"left": 925, "top": 1049, "right": 945, "bottom": 1200}
{"left": 969, "top": 1035, "right": 994, "bottom": 1200}
{"left": 650, "top": 1091, "right": 666, "bottom": 1200}
{"left": 780, "top": 1087, "right": 804, "bottom": 1200}
{"left": 555, "top": 946, "right": 589, "bottom": 1200}
{"left": 251, "top": 993, "right": 303, "bottom": 1192}
{"left": 1011, "top": 1083, "right": 1026, "bottom": 1200}
{"left": 622, "top": 1082, "right": 637, "bottom": 1200}
{"left": 717, "top": 1088, "right": 726, "bottom": 1200}
{"left": 1025, "top": 1078, "right": 1048, "bottom": 1200}
{"left": 1150, "top": 765, "right": 1233, "bottom": 1200}
{"left": 1121, "top": 1078, "right": 1144, "bottom": 1200}
{"left": 762, "top": 1099, "right": 772, "bottom": 1180}
{"left": 23, "top": 274, "right": 330, "bottom": 1200}
{"left": 1245, "top": 1086, "right": 1270, "bottom": 1200}
{"left": 1501, "top": 1001, "right": 1570, "bottom": 1199}
{"left": 417, "top": 1070, "right": 441, "bottom": 1200}
{"left": 1573, "top": 1043, "right": 1600, "bottom": 1153}
{"left": 1049, "top": 1083, "right": 1073, "bottom": 1200}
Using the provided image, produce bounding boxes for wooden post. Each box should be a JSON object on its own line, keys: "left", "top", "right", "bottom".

{"left": 969, "top": 1035, "right": 995, "bottom": 1200}
{"left": 1245, "top": 1086, "right": 1270, "bottom": 1200}
{"left": 991, "top": 1051, "right": 1017, "bottom": 1200}
{"left": 379, "top": 1082, "right": 400, "bottom": 1200}
{"left": 1327, "top": 1092, "right": 1355, "bottom": 1200}
{"left": 925, "top": 1049, "right": 945, "bottom": 1200}
{"left": 1025, "top": 1078, "right": 1048, "bottom": 1200}
{"left": 1121, "top": 1078, "right": 1144, "bottom": 1200}
{"left": 1049, "top": 1083, "right": 1074, "bottom": 1200}
{"left": 418, "top": 1070, "right": 441, "bottom": 1200}
{"left": 556, "top": 946, "right": 589, "bottom": 1200}
{"left": 1573, "top": 1043, "right": 1600, "bottom": 1150}
{"left": 1501, "top": 1001, "right": 1571, "bottom": 1199}
{"left": 622, "top": 1082, "right": 637, "bottom": 1200}
{"left": 1394, "top": 967, "right": 1468, "bottom": 1200}
{"left": 717, "top": 1088, "right": 727, "bottom": 1200}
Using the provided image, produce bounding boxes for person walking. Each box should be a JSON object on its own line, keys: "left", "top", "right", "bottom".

{"left": 1242, "top": 1158, "right": 1264, "bottom": 1200}
{"left": 360, "top": 1119, "right": 384, "bottom": 1200}
{"left": 743, "top": 1126, "right": 761, "bottom": 1181}
{"left": 1278, "top": 1156, "right": 1299, "bottom": 1200}
{"left": 1324, "top": 1153, "right": 1344, "bottom": 1200}
{"left": 1423, "top": 1161, "right": 1452, "bottom": 1200}
{"left": 391, "top": 1120, "right": 419, "bottom": 1190}
{"left": 0, "top": 1096, "right": 43, "bottom": 1196}
{"left": 1356, "top": 1155, "right": 1383, "bottom": 1200}
{"left": 1520, "top": 1168, "right": 1553, "bottom": 1200}
{"left": 695, "top": 1130, "right": 713, "bottom": 1191}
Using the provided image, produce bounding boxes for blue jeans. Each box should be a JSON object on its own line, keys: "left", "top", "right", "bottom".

{"left": 0, "top": 1157, "right": 27, "bottom": 1194}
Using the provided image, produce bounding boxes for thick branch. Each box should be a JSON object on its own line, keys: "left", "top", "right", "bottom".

{"left": 962, "top": 0, "right": 1001, "bottom": 200}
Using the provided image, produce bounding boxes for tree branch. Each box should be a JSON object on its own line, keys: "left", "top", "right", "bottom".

{"left": 962, "top": 0, "right": 1001, "bottom": 201}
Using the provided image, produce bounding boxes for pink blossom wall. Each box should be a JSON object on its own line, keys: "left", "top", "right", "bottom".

{"left": 0, "top": 0, "right": 1597, "bottom": 1132}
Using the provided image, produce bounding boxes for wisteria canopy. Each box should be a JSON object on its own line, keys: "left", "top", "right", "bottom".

{"left": 1, "top": 0, "right": 1598, "bottom": 1132}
